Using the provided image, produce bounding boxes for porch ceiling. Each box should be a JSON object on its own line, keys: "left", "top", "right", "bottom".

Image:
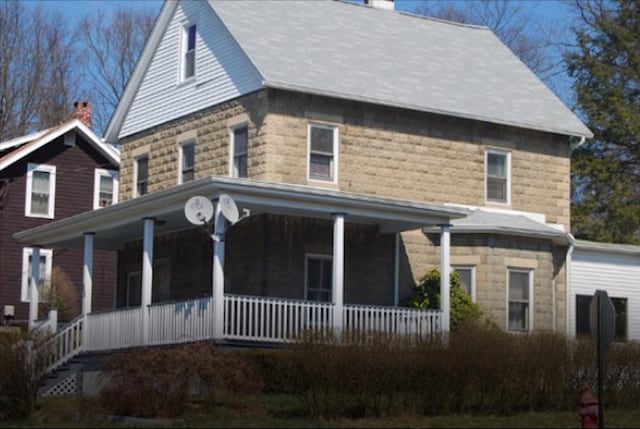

{"left": 14, "top": 176, "right": 469, "bottom": 249}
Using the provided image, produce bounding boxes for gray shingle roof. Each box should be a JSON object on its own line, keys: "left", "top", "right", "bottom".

{"left": 210, "top": 0, "right": 591, "bottom": 138}
{"left": 423, "top": 209, "right": 570, "bottom": 244}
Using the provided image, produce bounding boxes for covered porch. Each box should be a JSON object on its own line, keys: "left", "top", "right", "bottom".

{"left": 14, "top": 177, "right": 467, "bottom": 368}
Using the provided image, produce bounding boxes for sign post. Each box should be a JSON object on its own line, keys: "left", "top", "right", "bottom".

{"left": 589, "top": 289, "right": 616, "bottom": 429}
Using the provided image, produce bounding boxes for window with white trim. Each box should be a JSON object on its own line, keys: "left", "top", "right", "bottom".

{"left": 231, "top": 125, "right": 248, "bottom": 178}
{"left": 486, "top": 150, "right": 510, "bottom": 204}
{"left": 180, "top": 141, "right": 195, "bottom": 183}
{"left": 181, "top": 23, "right": 196, "bottom": 81}
{"left": 25, "top": 163, "right": 56, "bottom": 218}
{"left": 308, "top": 124, "right": 338, "bottom": 182}
{"left": 134, "top": 155, "right": 149, "bottom": 197}
{"left": 305, "top": 254, "right": 332, "bottom": 302}
{"left": 21, "top": 248, "right": 53, "bottom": 303}
{"left": 452, "top": 265, "right": 476, "bottom": 302}
{"left": 508, "top": 269, "right": 532, "bottom": 332}
{"left": 94, "top": 169, "right": 119, "bottom": 209}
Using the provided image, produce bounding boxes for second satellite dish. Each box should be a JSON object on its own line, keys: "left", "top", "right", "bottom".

{"left": 218, "top": 193, "right": 239, "bottom": 224}
{"left": 184, "top": 196, "right": 214, "bottom": 225}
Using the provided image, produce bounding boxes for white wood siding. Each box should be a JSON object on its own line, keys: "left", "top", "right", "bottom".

{"left": 120, "top": 1, "right": 263, "bottom": 139}
{"left": 570, "top": 248, "right": 640, "bottom": 341}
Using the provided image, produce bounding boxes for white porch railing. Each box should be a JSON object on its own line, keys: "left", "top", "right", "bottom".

{"left": 344, "top": 304, "right": 441, "bottom": 337}
{"left": 85, "top": 306, "right": 143, "bottom": 351}
{"left": 149, "top": 296, "right": 214, "bottom": 345}
{"left": 224, "top": 294, "right": 334, "bottom": 342}
{"left": 41, "top": 295, "right": 442, "bottom": 367}
{"left": 42, "top": 315, "right": 84, "bottom": 372}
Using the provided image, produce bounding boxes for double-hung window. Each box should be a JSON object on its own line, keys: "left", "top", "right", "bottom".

{"left": 308, "top": 124, "right": 338, "bottom": 183}
{"left": 486, "top": 150, "right": 510, "bottom": 204}
{"left": 94, "top": 169, "right": 119, "bottom": 209}
{"left": 25, "top": 163, "right": 56, "bottom": 218}
{"left": 180, "top": 141, "right": 195, "bottom": 183}
{"left": 508, "top": 269, "right": 532, "bottom": 332}
{"left": 182, "top": 24, "right": 196, "bottom": 81}
{"left": 231, "top": 125, "right": 248, "bottom": 178}
{"left": 452, "top": 265, "right": 476, "bottom": 301}
{"left": 305, "top": 255, "right": 332, "bottom": 302}
{"left": 21, "top": 247, "right": 53, "bottom": 302}
{"left": 135, "top": 155, "right": 149, "bottom": 197}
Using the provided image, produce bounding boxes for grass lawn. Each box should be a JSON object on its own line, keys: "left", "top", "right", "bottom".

{"left": 7, "top": 394, "right": 640, "bottom": 428}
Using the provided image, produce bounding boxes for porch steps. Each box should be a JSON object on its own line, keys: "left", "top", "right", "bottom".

{"left": 38, "top": 351, "right": 116, "bottom": 397}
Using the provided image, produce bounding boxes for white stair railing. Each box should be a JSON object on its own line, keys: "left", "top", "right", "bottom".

{"left": 42, "top": 315, "right": 84, "bottom": 372}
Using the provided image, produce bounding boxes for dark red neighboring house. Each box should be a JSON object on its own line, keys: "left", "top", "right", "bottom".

{"left": 0, "top": 102, "right": 119, "bottom": 324}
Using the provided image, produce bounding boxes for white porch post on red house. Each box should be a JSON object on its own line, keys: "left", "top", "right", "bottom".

{"left": 212, "top": 201, "right": 226, "bottom": 340}
{"left": 82, "top": 233, "right": 94, "bottom": 345}
{"left": 82, "top": 233, "right": 94, "bottom": 317}
{"left": 332, "top": 213, "right": 345, "bottom": 331}
{"left": 141, "top": 218, "right": 155, "bottom": 344}
{"left": 440, "top": 224, "right": 451, "bottom": 332}
{"left": 28, "top": 247, "right": 41, "bottom": 330}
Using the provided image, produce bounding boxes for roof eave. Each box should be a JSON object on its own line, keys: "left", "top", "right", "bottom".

{"left": 15, "top": 176, "right": 468, "bottom": 248}
{"left": 104, "top": 0, "right": 178, "bottom": 145}
{"left": 265, "top": 81, "right": 593, "bottom": 139}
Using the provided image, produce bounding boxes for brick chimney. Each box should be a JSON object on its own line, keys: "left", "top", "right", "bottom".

{"left": 72, "top": 101, "right": 92, "bottom": 129}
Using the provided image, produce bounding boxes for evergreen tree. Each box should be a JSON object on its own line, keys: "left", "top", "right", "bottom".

{"left": 567, "top": 0, "right": 640, "bottom": 243}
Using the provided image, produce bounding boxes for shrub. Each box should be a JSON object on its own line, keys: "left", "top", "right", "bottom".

{"left": 409, "top": 268, "right": 484, "bottom": 331}
{"left": 277, "top": 324, "right": 640, "bottom": 419}
{"left": 0, "top": 329, "right": 52, "bottom": 421}
{"left": 99, "top": 341, "right": 263, "bottom": 418}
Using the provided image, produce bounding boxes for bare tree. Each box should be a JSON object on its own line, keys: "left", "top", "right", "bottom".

{"left": 0, "top": 1, "right": 79, "bottom": 140}
{"left": 77, "top": 6, "right": 157, "bottom": 135}
{"left": 413, "top": 0, "right": 571, "bottom": 95}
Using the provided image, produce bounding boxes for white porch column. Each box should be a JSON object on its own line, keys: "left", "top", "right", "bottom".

{"left": 332, "top": 213, "right": 345, "bottom": 332}
{"left": 28, "top": 247, "right": 41, "bottom": 330}
{"left": 440, "top": 224, "right": 451, "bottom": 332}
{"left": 394, "top": 233, "right": 400, "bottom": 306}
{"left": 82, "top": 233, "right": 94, "bottom": 317}
{"left": 141, "top": 218, "right": 155, "bottom": 344}
{"left": 212, "top": 202, "right": 227, "bottom": 340}
{"left": 82, "top": 233, "right": 94, "bottom": 347}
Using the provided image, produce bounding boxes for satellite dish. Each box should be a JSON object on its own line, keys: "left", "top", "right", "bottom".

{"left": 218, "top": 193, "right": 239, "bottom": 224}
{"left": 184, "top": 196, "right": 214, "bottom": 226}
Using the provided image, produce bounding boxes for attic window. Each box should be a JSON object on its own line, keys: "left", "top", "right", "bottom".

{"left": 182, "top": 24, "right": 196, "bottom": 80}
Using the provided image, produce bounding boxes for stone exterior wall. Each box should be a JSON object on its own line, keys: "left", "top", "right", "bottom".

{"left": 119, "top": 88, "right": 570, "bottom": 228}
{"left": 115, "top": 88, "right": 571, "bottom": 333}
{"left": 265, "top": 90, "right": 571, "bottom": 229}
{"left": 119, "top": 90, "right": 269, "bottom": 199}
{"left": 413, "top": 232, "right": 567, "bottom": 332}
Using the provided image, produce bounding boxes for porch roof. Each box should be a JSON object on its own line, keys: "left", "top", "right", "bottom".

{"left": 422, "top": 208, "right": 571, "bottom": 245}
{"left": 14, "top": 176, "right": 468, "bottom": 249}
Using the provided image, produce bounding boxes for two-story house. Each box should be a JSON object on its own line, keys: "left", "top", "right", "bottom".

{"left": 15, "top": 0, "right": 591, "bottom": 358}
{"left": 1, "top": 102, "right": 120, "bottom": 327}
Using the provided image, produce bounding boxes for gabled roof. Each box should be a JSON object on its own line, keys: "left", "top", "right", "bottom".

{"left": 423, "top": 208, "right": 571, "bottom": 245}
{"left": 106, "top": 0, "right": 591, "bottom": 143}
{"left": 0, "top": 119, "right": 120, "bottom": 171}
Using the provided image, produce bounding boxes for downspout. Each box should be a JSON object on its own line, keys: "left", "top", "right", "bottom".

{"left": 566, "top": 237, "right": 575, "bottom": 337}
